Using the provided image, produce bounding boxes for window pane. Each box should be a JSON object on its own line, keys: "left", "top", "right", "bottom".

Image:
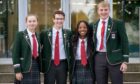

{"left": 28, "top": 0, "right": 60, "bottom": 31}
{"left": 70, "top": 0, "right": 103, "bottom": 30}
{"left": 0, "top": 0, "right": 18, "bottom": 57}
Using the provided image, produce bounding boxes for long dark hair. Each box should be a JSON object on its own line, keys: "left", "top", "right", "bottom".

{"left": 69, "top": 20, "right": 94, "bottom": 58}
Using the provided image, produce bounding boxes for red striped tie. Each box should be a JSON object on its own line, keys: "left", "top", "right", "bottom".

{"left": 99, "top": 21, "right": 105, "bottom": 50}
{"left": 54, "top": 31, "right": 60, "bottom": 65}
{"left": 81, "top": 40, "right": 87, "bottom": 66}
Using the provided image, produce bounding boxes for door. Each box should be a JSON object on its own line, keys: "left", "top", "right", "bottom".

{"left": 0, "top": 0, "right": 18, "bottom": 57}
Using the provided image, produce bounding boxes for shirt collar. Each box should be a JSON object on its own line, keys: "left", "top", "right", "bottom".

{"left": 53, "top": 27, "right": 62, "bottom": 33}
{"left": 100, "top": 17, "right": 109, "bottom": 23}
{"left": 79, "top": 38, "right": 87, "bottom": 43}
{"left": 27, "top": 29, "right": 35, "bottom": 37}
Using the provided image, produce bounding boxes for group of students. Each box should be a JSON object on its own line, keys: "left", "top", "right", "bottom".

{"left": 12, "top": 1, "right": 129, "bottom": 84}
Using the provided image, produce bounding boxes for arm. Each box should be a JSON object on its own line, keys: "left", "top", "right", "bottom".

{"left": 117, "top": 20, "right": 129, "bottom": 62}
{"left": 12, "top": 32, "right": 22, "bottom": 73}
{"left": 12, "top": 32, "right": 23, "bottom": 80}
{"left": 117, "top": 21, "right": 129, "bottom": 72}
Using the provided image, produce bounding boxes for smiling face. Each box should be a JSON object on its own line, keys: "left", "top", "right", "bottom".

{"left": 53, "top": 14, "right": 64, "bottom": 29}
{"left": 97, "top": 1, "right": 110, "bottom": 20}
{"left": 78, "top": 22, "right": 88, "bottom": 39}
{"left": 26, "top": 15, "right": 38, "bottom": 32}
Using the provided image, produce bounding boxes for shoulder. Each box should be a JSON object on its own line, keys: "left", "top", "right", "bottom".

{"left": 15, "top": 31, "right": 24, "bottom": 37}
{"left": 63, "top": 29, "right": 72, "bottom": 35}
{"left": 112, "top": 18, "right": 124, "bottom": 25}
{"left": 40, "top": 29, "right": 51, "bottom": 35}
{"left": 63, "top": 29, "right": 71, "bottom": 33}
{"left": 89, "top": 23, "right": 94, "bottom": 30}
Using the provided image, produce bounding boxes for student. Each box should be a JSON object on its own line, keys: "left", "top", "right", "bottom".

{"left": 12, "top": 14, "right": 41, "bottom": 84}
{"left": 69, "top": 20, "right": 95, "bottom": 84}
{"left": 93, "top": 1, "right": 129, "bottom": 84}
{"left": 40, "top": 10, "right": 71, "bottom": 84}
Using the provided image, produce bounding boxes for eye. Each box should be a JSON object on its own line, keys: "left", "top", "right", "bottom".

{"left": 33, "top": 20, "right": 37, "bottom": 22}
{"left": 28, "top": 20, "right": 32, "bottom": 23}
{"left": 105, "top": 9, "right": 108, "bottom": 11}
{"left": 100, "top": 9, "right": 103, "bottom": 11}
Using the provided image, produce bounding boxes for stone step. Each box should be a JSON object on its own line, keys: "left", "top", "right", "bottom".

{"left": 0, "top": 64, "right": 14, "bottom": 73}
{"left": 1, "top": 82, "right": 140, "bottom": 84}
{"left": 127, "top": 63, "right": 140, "bottom": 72}
{"left": 0, "top": 63, "right": 140, "bottom": 73}
{"left": 109, "top": 82, "right": 140, "bottom": 84}
{"left": 0, "top": 72, "right": 140, "bottom": 83}
{"left": 123, "top": 72, "right": 140, "bottom": 82}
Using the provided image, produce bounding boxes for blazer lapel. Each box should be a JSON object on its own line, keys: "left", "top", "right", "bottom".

{"left": 35, "top": 32, "right": 40, "bottom": 53}
{"left": 73, "top": 41, "right": 78, "bottom": 59}
{"left": 86, "top": 41, "right": 90, "bottom": 58}
{"left": 62, "top": 29, "right": 67, "bottom": 50}
{"left": 23, "top": 29, "right": 31, "bottom": 48}
{"left": 94, "top": 20, "right": 99, "bottom": 46}
{"left": 47, "top": 29, "right": 52, "bottom": 46}
{"left": 35, "top": 33, "right": 39, "bottom": 43}
{"left": 106, "top": 17, "right": 113, "bottom": 42}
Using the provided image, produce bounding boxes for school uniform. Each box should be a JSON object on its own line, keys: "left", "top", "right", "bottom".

{"left": 69, "top": 37, "right": 95, "bottom": 84}
{"left": 93, "top": 17, "right": 129, "bottom": 84}
{"left": 40, "top": 28, "right": 71, "bottom": 84}
{"left": 12, "top": 29, "right": 41, "bottom": 84}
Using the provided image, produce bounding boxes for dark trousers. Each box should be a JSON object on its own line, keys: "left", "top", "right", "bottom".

{"left": 44, "top": 60, "right": 68, "bottom": 84}
{"left": 95, "top": 52, "right": 123, "bottom": 84}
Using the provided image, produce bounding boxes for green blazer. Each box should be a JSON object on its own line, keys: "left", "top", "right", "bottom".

{"left": 40, "top": 28, "right": 71, "bottom": 73}
{"left": 93, "top": 17, "right": 129, "bottom": 65}
{"left": 12, "top": 29, "right": 41, "bottom": 73}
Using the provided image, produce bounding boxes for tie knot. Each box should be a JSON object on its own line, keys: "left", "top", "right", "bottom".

{"left": 32, "top": 34, "right": 35, "bottom": 37}
{"left": 56, "top": 31, "right": 59, "bottom": 35}
{"left": 102, "top": 21, "right": 105, "bottom": 24}
{"left": 81, "top": 40, "right": 85, "bottom": 44}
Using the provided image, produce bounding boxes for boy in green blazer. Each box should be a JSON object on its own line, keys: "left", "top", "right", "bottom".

{"left": 93, "top": 1, "right": 129, "bottom": 84}
{"left": 40, "top": 10, "right": 71, "bottom": 84}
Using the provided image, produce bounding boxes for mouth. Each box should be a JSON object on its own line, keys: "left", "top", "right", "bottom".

{"left": 80, "top": 31, "right": 86, "bottom": 35}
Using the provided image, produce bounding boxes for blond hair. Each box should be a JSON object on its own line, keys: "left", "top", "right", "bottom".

{"left": 25, "top": 14, "right": 38, "bottom": 22}
{"left": 97, "top": 1, "right": 110, "bottom": 9}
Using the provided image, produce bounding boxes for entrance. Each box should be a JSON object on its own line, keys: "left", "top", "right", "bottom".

{"left": 0, "top": 0, "right": 18, "bottom": 57}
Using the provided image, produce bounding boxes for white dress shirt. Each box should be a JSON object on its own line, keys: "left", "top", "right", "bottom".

{"left": 96, "top": 18, "right": 109, "bottom": 52}
{"left": 76, "top": 38, "right": 87, "bottom": 60}
{"left": 52, "top": 27, "right": 66, "bottom": 60}
{"left": 27, "top": 29, "right": 38, "bottom": 53}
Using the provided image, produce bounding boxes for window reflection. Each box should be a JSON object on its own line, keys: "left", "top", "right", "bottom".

{"left": 71, "top": 0, "right": 103, "bottom": 30}
{"left": 28, "top": 0, "right": 60, "bottom": 31}
{"left": 113, "top": 0, "right": 140, "bottom": 57}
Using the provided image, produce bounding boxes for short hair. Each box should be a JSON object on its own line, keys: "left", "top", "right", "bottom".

{"left": 97, "top": 1, "right": 110, "bottom": 9}
{"left": 25, "top": 14, "right": 38, "bottom": 22}
{"left": 53, "top": 10, "right": 65, "bottom": 19}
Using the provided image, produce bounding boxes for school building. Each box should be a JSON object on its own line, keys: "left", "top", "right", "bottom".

{"left": 0, "top": 0, "right": 139, "bottom": 59}
{"left": 0, "top": 0, "right": 140, "bottom": 84}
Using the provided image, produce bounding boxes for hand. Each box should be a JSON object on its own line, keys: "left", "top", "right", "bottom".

{"left": 120, "top": 62, "right": 127, "bottom": 72}
{"left": 16, "top": 73, "right": 23, "bottom": 81}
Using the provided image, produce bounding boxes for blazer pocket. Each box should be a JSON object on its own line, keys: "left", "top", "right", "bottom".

{"left": 112, "top": 49, "right": 121, "bottom": 52}
{"left": 20, "top": 57, "right": 24, "bottom": 60}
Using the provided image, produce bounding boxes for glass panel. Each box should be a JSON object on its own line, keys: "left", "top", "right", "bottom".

{"left": 28, "top": 0, "right": 60, "bottom": 31}
{"left": 0, "top": 0, "right": 18, "bottom": 57}
{"left": 113, "top": 0, "right": 140, "bottom": 58}
{"left": 70, "top": 0, "right": 103, "bottom": 30}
